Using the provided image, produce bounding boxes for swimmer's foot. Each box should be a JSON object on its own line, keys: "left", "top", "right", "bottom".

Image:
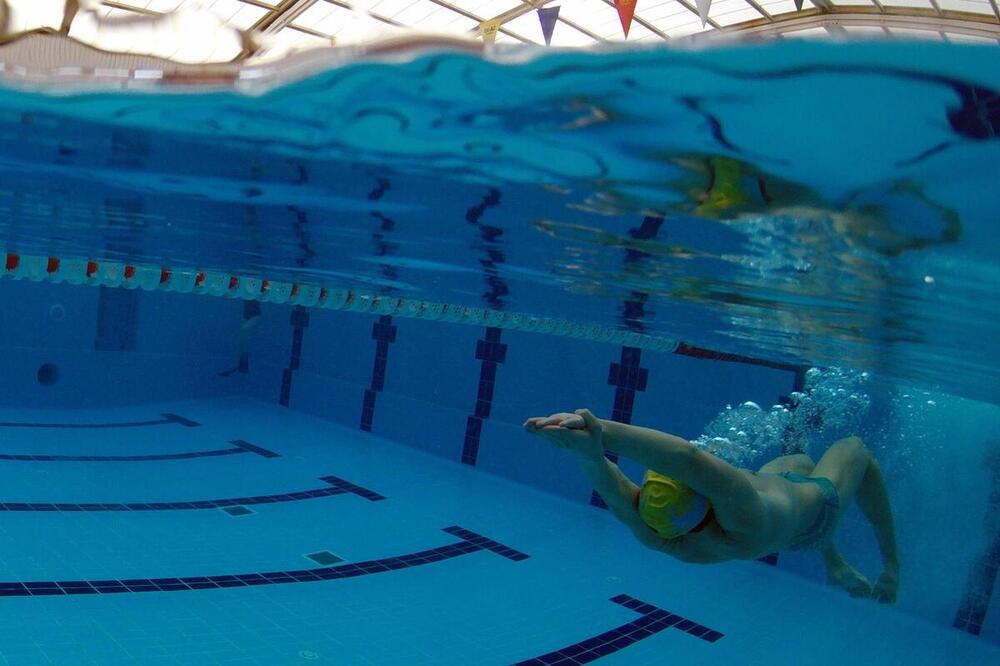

{"left": 870, "top": 567, "right": 899, "bottom": 604}
{"left": 826, "top": 559, "right": 873, "bottom": 599}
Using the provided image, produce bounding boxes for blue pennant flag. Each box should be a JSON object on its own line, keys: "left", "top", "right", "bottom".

{"left": 538, "top": 6, "right": 560, "bottom": 46}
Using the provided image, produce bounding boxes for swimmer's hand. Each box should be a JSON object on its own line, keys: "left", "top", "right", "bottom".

{"left": 870, "top": 566, "right": 899, "bottom": 604}
{"left": 523, "top": 409, "right": 604, "bottom": 460}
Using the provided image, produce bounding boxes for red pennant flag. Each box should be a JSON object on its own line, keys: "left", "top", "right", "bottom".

{"left": 614, "top": 0, "right": 637, "bottom": 39}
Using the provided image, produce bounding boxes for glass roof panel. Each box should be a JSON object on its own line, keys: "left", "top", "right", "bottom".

{"left": 557, "top": 0, "right": 631, "bottom": 38}
{"left": 143, "top": 1, "right": 189, "bottom": 12}
{"left": 713, "top": 8, "right": 770, "bottom": 26}
{"left": 935, "top": 0, "right": 998, "bottom": 14}
{"left": 5, "top": 0, "right": 65, "bottom": 33}
{"left": 785, "top": 26, "right": 835, "bottom": 37}
{"left": 710, "top": 0, "right": 767, "bottom": 26}
{"left": 635, "top": 3, "right": 703, "bottom": 28}
{"left": 949, "top": 32, "right": 1000, "bottom": 43}
{"left": 254, "top": 25, "right": 332, "bottom": 61}
{"left": 841, "top": 25, "right": 892, "bottom": 35}
{"left": 666, "top": 17, "right": 717, "bottom": 37}
{"left": 878, "top": 0, "right": 936, "bottom": 8}
{"left": 381, "top": 1, "right": 476, "bottom": 28}
{"left": 887, "top": 26, "right": 949, "bottom": 39}
{"left": 365, "top": 0, "right": 430, "bottom": 16}
{"left": 456, "top": 0, "right": 523, "bottom": 18}
{"left": 759, "top": 0, "right": 821, "bottom": 12}
{"left": 68, "top": 1, "right": 245, "bottom": 62}
{"left": 292, "top": 2, "right": 346, "bottom": 33}
{"left": 204, "top": 0, "right": 271, "bottom": 30}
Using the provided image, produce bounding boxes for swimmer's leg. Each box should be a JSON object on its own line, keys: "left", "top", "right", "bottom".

{"left": 761, "top": 447, "right": 879, "bottom": 600}
{"left": 812, "top": 437, "right": 899, "bottom": 602}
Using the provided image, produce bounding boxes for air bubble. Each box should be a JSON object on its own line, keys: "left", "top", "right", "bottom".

{"left": 693, "top": 367, "right": 871, "bottom": 467}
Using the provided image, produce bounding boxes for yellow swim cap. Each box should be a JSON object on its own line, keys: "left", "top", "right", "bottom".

{"left": 694, "top": 157, "right": 755, "bottom": 218}
{"left": 637, "top": 470, "right": 711, "bottom": 538}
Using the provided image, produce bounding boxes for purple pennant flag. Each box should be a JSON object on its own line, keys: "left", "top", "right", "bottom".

{"left": 538, "top": 6, "right": 560, "bottom": 46}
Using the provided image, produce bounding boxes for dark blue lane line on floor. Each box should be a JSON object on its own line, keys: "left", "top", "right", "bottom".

{"left": 0, "top": 413, "right": 200, "bottom": 429}
{"left": 0, "top": 475, "right": 383, "bottom": 512}
{"left": 361, "top": 315, "right": 397, "bottom": 432}
{"left": 592, "top": 346, "right": 647, "bottom": 508}
{"left": 280, "top": 306, "right": 309, "bottom": 407}
{"left": 513, "top": 594, "right": 723, "bottom": 665}
{"left": 0, "top": 439, "right": 277, "bottom": 463}
{"left": 462, "top": 327, "right": 507, "bottom": 466}
{"left": 230, "top": 439, "right": 280, "bottom": 459}
{"left": 0, "top": 526, "right": 528, "bottom": 597}
{"left": 953, "top": 445, "right": 1000, "bottom": 635}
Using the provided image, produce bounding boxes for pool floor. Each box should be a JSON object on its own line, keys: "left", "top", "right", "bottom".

{"left": 0, "top": 396, "right": 995, "bottom": 665}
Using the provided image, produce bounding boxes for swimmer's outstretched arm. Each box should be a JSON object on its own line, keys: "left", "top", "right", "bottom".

{"left": 525, "top": 409, "right": 764, "bottom": 539}
{"left": 523, "top": 410, "right": 663, "bottom": 548}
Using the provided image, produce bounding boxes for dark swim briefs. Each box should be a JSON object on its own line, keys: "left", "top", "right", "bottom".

{"left": 778, "top": 472, "right": 841, "bottom": 550}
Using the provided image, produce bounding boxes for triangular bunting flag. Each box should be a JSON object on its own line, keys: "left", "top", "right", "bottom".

{"left": 480, "top": 19, "right": 501, "bottom": 44}
{"left": 613, "top": 0, "right": 636, "bottom": 39}
{"left": 537, "top": 6, "right": 560, "bottom": 46}
{"left": 696, "top": 0, "right": 712, "bottom": 27}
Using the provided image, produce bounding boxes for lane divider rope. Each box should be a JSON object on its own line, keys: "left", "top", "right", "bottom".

{"left": 1, "top": 251, "right": 682, "bottom": 353}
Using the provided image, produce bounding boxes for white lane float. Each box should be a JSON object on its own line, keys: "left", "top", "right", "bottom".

{"left": 1, "top": 251, "right": 682, "bottom": 352}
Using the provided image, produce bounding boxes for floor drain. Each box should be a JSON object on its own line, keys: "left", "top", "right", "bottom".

{"left": 221, "top": 505, "right": 254, "bottom": 516}
{"left": 305, "top": 551, "right": 344, "bottom": 565}
{"left": 37, "top": 363, "right": 60, "bottom": 387}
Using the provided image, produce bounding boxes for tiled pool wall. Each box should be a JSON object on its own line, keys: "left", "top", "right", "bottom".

{"left": 1, "top": 277, "right": 999, "bottom": 644}
{"left": 0, "top": 280, "right": 246, "bottom": 408}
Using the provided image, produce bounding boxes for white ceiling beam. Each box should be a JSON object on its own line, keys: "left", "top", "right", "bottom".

{"left": 988, "top": 0, "right": 1000, "bottom": 21}
{"left": 742, "top": 0, "right": 774, "bottom": 21}
{"left": 253, "top": 0, "right": 318, "bottom": 34}
{"left": 713, "top": 8, "right": 1000, "bottom": 40}
{"left": 423, "top": 0, "right": 534, "bottom": 43}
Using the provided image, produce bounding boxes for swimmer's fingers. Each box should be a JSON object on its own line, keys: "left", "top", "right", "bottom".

{"left": 523, "top": 413, "right": 584, "bottom": 431}
{"left": 574, "top": 408, "right": 601, "bottom": 431}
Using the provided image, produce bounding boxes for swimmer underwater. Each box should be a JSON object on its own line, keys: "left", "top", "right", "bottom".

{"left": 524, "top": 409, "right": 899, "bottom": 603}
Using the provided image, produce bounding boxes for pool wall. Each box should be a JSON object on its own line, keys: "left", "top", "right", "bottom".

{"left": 1, "top": 278, "right": 998, "bottom": 644}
